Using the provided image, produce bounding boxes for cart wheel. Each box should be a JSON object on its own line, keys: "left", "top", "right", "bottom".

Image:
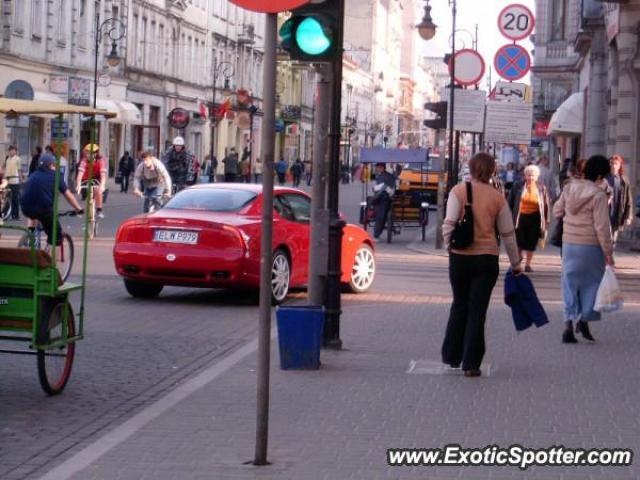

{"left": 386, "top": 210, "right": 393, "bottom": 244}
{"left": 37, "top": 302, "right": 75, "bottom": 396}
{"left": 124, "top": 279, "right": 164, "bottom": 298}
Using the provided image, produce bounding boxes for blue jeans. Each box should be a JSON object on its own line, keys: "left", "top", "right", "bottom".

{"left": 561, "top": 243, "right": 605, "bottom": 322}
{"left": 143, "top": 187, "right": 163, "bottom": 213}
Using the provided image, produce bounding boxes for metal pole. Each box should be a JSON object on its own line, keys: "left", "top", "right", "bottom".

{"left": 254, "top": 12, "right": 277, "bottom": 467}
{"left": 447, "top": 0, "right": 457, "bottom": 192}
{"left": 249, "top": 110, "right": 254, "bottom": 182}
{"left": 435, "top": 128, "right": 445, "bottom": 249}
{"left": 324, "top": 0, "right": 345, "bottom": 350}
{"left": 308, "top": 66, "right": 330, "bottom": 305}
{"left": 210, "top": 56, "right": 217, "bottom": 182}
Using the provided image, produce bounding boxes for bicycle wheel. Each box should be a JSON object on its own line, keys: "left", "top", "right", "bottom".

{"left": 1, "top": 190, "right": 11, "bottom": 220}
{"left": 56, "top": 233, "right": 74, "bottom": 282}
{"left": 37, "top": 301, "right": 76, "bottom": 395}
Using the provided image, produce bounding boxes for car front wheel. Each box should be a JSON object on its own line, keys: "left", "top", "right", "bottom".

{"left": 124, "top": 279, "right": 164, "bottom": 298}
{"left": 346, "top": 244, "right": 376, "bottom": 293}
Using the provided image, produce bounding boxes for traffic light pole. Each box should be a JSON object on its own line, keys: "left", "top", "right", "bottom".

{"left": 323, "top": 0, "right": 345, "bottom": 350}
{"left": 308, "top": 65, "right": 330, "bottom": 306}
{"left": 254, "top": 12, "right": 277, "bottom": 467}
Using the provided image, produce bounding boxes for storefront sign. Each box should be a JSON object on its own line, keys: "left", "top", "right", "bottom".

{"left": 168, "top": 108, "right": 190, "bottom": 129}
{"left": 51, "top": 119, "right": 70, "bottom": 139}
{"left": 50, "top": 75, "right": 69, "bottom": 94}
{"left": 534, "top": 120, "right": 550, "bottom": 137}
{"left": 484, "top": 101, "right": 534, "bottom": 145}
{"left": 68, "top": 77, "right": 90, "bottom": 106}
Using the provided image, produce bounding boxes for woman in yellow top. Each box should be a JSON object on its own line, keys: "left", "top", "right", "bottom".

{"left": 508, "top": 165, "right": 551, "bottom": 272}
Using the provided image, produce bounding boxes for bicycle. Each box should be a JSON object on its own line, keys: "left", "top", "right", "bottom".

{"left": 17, "top": 210, "right": 79, "bottom": 282}
{"left": 79, "top": 179, "right": 103, "bottom": 239}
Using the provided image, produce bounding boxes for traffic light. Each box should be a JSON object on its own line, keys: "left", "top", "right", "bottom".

{"left": 279, "top": 0, "right": 341, "bottom": 62}
{"left": 423, "top": 101, "right": 447, "bottom": 130}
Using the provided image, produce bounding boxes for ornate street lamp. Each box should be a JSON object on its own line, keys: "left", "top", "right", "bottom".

{"left": 416, "top": 0, "right": 437, "bottom": 41}
{"left": 209, "top": 59, "right": 234, "bottom": 179}
{"left": 93, "top": 17, "right": 126, "bottom": 109}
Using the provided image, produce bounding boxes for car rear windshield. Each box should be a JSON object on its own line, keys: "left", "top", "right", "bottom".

{"left": 164, "top": 189, "right": 257, "bottom": 212}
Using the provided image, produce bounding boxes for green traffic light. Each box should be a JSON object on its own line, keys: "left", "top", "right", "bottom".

{"left": 295, "top": 17, "right": 331, "bottom": 56}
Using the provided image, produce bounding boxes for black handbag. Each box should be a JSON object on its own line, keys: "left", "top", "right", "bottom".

{"left": 450, "top": 182, "right": 474, "bottom": 249}
{"left": 550, "top": 218, "right": 563, "bottom": 247}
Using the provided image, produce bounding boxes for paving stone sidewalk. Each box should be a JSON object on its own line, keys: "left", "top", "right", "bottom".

{"left": 55, "top": 255, "right": 640, "bottom": 480}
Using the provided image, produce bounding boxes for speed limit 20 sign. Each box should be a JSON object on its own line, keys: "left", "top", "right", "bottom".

{"left": 498, "top": 4, "right": 535, "bottom": 41}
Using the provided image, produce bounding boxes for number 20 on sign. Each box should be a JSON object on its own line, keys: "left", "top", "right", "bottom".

{"left": 498, "top": 3, "right": 535, "bottom": 41}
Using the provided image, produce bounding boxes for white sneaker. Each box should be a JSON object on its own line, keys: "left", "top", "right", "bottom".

{"left": 97, "top": 211, "right": 105, "bottom": 219}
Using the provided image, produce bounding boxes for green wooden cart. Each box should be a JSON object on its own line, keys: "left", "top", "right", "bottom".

{"left": 0, "top": 98, "right": 115, "bottom": 395}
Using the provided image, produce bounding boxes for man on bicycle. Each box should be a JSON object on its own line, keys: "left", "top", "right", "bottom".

{"left": 133, "top": 151, "right": 172, "bottom": 213}
{"left": 161, "top": 136, "right": 198, "bottom": 193}
{"left": 20, "top": 153, "right": 83, "bottom": 246}
{"left": 75, "top": 144, "right": 107, "bottom": 218}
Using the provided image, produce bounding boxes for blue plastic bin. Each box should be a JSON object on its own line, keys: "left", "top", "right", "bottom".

{"left": 276, "top": 306, "right": 325, "bottom": 370}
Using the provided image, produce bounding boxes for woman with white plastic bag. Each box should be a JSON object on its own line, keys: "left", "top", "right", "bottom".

{"left": 553, "top": 155, "right": 614, "bottom": 343}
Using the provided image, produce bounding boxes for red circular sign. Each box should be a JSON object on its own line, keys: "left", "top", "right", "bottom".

{"left": 168, "top": 108, "right": 190, "bottom": 129}
{"left": 498, "top": 3, "right": 535, "bottom": 41}
{"left": 229, "top": 0, "right": 311, "bottom": 13}
{"left": 448, "top": 49, "right": 485, "bottom": 86}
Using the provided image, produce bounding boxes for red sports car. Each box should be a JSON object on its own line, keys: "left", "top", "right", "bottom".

{"left": 113, "top": 184, "right": 376, "bottom": 303}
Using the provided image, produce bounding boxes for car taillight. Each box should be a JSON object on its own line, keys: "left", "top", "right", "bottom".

{"left": 223, "top": 226, "right": 250, "bottom": 258}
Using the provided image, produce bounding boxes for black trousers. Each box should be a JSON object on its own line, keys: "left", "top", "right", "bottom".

{"left": 9, "top": 184, "right": 20, "bottom": 219}
{"left": 442, "top": 253, "right": 499, "bottom": 370}
{"left": 121, "top": 173, "right": 130, "bottom": 192}
{"left": 373, "top": 193, "right": 391, "bottom": 237}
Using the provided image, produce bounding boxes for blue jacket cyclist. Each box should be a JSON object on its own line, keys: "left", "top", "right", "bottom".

{"left": 20, "top": 153, "right": 83, "bottom": 245}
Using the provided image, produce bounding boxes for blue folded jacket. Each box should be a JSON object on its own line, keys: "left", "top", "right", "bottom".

{"left": 504, "top": 271, "right": 549, "bottom": 331}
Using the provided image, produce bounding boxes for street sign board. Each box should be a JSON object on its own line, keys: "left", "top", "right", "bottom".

{"left": 229, "top": 0, "right": 310, "bottom": 13}
{"left": 484, "top": 101, "right": 533, "bottom": 145}
{"left": 498, "top": 3, "right": 535, "bottom": 41}
{"left": 493, "top": 81, "right": 529, "bottom": 103}
{"left": 449, "top": 49, "right": 485, "bottom": 86}
{"left": 439, "top": 88, "right": 487, "bottom": 133}
{"left": 494, "top": 44, "right": 531, "bottom": 81}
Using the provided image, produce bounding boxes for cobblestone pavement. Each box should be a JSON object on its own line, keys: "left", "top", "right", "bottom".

{"left": 2, "top": 181, "right": 640, "bottom": 479}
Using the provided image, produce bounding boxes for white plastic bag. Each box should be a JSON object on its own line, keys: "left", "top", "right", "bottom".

{"left": 594, "top": 266, "right": 624, "bottom": 313}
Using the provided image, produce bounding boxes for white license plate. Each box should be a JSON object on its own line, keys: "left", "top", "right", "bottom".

{"left": 153, "top": 230, "right": 199, "bottom": 245}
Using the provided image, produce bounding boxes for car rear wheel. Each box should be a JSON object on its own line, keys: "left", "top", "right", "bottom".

{"left": 346, "top": 244, "right": 376, "bottom": 293}
{"left": 271, "top": 250, "right": 291, "bottom": 305}
{"left": 124, "top": 279, "right": 164, "bottom": 298}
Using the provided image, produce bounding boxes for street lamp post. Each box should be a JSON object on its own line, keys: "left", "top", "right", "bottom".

{"left": 210, "top": 57, "right": 234, "bottom": 180}
{"left": 93, "top": 16, "right": 126, "bottom": 110}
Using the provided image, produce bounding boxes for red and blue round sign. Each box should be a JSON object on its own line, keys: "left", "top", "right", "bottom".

{"left": 494, "top": 44, "right": 531, "bottom": 81}
{"left": 229, "top": 0, "right": 310, "bottom": 13}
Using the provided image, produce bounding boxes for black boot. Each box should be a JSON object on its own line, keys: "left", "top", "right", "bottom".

{"left": 562, "top": 322, "right": 578, "bottom": 344}
{"left": 576, "top": 320, "right": 595, "bottom": 342}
